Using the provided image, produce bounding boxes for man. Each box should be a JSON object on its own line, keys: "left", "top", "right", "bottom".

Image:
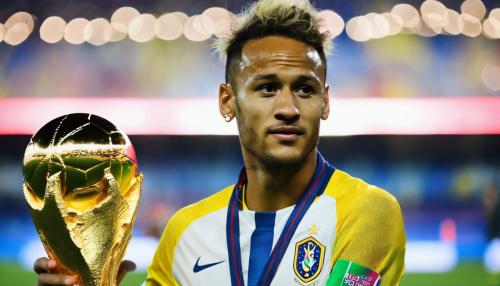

{"left": 35, "top": 0, "right": 406, "bottom": 285}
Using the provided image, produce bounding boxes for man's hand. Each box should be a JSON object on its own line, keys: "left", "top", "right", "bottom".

{"left": 34, "top": 257, "right": 136, "bottom": 286}
{"left": 117, "top": 260, "right": 137, "bottom": 284}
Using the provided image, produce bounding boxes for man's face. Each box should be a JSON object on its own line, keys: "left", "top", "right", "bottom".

{"left": 221, "top": 35, "right": 330, "bottom": 167}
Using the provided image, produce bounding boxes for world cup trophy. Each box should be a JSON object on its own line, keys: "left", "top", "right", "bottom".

{"left": 22, "top": 113, "right": 143, "bottom": 286}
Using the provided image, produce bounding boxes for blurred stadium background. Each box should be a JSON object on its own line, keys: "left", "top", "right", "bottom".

{"left": 0, "top": 0, "right": 499, "bottom": 285}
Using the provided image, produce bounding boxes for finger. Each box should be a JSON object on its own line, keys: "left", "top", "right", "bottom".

{"left": 34, "top": 257, "right": 57, "bottom": 274}
{"left": 38, "top": 273, "right": 75, "bottom": 286}
{"left": 116, "top": 260, "right": 136, "bottom": 284}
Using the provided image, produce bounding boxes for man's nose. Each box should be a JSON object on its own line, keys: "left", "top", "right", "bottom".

{"left": 274, "top": 88, "right": 300, "bottom": 122}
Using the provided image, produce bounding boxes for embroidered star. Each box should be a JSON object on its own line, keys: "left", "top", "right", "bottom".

{"left": 308, "top": 224, "right": 319, "bottom": 236}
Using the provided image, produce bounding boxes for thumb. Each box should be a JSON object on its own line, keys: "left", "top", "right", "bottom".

{"left": 117, "top": 260, "right": 136, "bottom": 284}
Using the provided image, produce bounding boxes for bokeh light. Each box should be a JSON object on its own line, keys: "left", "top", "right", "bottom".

{"left": 420, "top": 0, "right": 449, "bottom": 32}
{"left": 156, "top": 13, "right": 184, "bottom": 41}
{"left": 461, "top": 0, "right": 487, "bottom": 21}
{"left": 171, "top": 12, "right": 189, "bottom": 23}
{"left": 366, "top": 13, "right": 390, "bottom": 39}
{"left": 443, "top": 9, "right": 464, "bottom": 35}
{"left": 346, "top": 16, "right": 373, "bottom": 42}
{"left": 486, "top": 9, "right": 500, "bottom": 38}
{"left": 110, "top": 6, "right": 140, "bottom": 42}
{"left": 84, "top": 18, "right": 112, "bottom": 46}
{"left": 413, "top": 19, "right": 440, "bottom": 37}
{"left": 64, "top": 18, "right": 89, "bottom": 44}
{"left": 3, "top": 12, "right": 35, "bottom": 46}
{"left": 128, "top": 14, "right": 157, "bottom": 43}
{"left": 183, "top": 15, "right": 213, "bottom": 42}
{"left": 491, "top": 8, "right": 500, "bottom": 21}
{"left": 5, "top": 12, "right": 35, "bottom": 33}
{"left": 391, "top": 4, "right": 420, "bottom": 29}
{"left": 461, "top": 13, "right": 482, "bottom": 37}
{"left": 4, "top": 23, "right": 31, "bottom": 46}
{"left": 202, "top": 7, "right": 234, "bottom": 39}
{"left": 40, "top": 16, "right": 66, "bottom": 44}
{"left": 483, "top": 18, "right": 500, "bottom": 39}
{"left": 195, "top": 14, "right": 215, "bottom": 36}
{"left": 317, "top": 10, "right": 345, "bottom": 39}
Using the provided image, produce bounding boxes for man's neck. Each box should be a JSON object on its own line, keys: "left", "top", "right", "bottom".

{"left": 244, "top": 151, "right": 317, "bottom": 212}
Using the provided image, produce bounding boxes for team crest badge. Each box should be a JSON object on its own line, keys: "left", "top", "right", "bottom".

{"left": 293, "top": 236, "right": 325, "bottom": 283}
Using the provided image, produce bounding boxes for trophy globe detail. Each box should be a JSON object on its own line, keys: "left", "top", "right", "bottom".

{"left": 22, "top": 113, "right": 143, "bottom": 286}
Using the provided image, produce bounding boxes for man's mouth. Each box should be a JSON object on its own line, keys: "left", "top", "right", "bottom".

{"left": 267, "top": 126, "right": 305, "bottom": 141}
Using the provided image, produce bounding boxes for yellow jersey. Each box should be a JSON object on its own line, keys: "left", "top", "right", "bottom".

{"left": 146, "top": 168, "right": 406, "bottom": 285}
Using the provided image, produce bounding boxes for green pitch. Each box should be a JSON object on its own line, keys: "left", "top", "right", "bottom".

{"left": 401, "top": 262, "right": 496, "bottom": 286}
{"left": 0, "top": 261, "right": 146, "bottom": 286}
{"left": 0, "top": 261, "right": 496, "bottom": 286}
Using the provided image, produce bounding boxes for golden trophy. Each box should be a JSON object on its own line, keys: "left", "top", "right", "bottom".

{"left": 22, "top": 113, "right": 143, "bottom": 286}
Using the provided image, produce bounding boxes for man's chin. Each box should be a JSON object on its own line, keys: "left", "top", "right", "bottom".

{"left": 260, "top": 148, "right": 309, "bottom": 167}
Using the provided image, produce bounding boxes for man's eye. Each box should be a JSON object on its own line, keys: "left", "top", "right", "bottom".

{"left": 295, "top": 86, "right": 314, "bottom": 97}
{"left": 257, "top": 84, "right": 277, "bottom": 95}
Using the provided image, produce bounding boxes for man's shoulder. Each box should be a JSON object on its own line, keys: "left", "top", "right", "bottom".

{"left": 324, "top": 168, "right": 401, "bottom": 219}
{"left": 165, "top": 185, "right": 234, "bottom": 235}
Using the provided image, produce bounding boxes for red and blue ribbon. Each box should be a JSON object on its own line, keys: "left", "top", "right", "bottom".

{"left": 226, "top": 152, "right": 335, "bottom": 286}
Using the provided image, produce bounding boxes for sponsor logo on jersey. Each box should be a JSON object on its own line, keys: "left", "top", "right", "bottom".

{"left": 326, "top": 259, "right": 381, "bottom": 286}
{"left": 293, "top": 236, "right": 325, "bottom": 283}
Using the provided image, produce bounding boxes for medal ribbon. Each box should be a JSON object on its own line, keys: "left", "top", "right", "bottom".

{"left": 226, "top": 152, "right": 335, "bottom": 286}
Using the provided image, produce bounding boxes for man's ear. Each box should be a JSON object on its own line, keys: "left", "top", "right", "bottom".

{"left": 321, "top": 84, "right": 330, "bottom": 120}
{"left": 219, "top": 83, "right": 235, "bottom": 122}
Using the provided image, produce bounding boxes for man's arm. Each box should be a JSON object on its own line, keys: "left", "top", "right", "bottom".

{"left": 331, "top": 185, "right": 406, "bottom": 285}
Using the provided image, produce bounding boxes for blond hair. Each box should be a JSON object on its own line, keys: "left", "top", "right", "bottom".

{"left": 214, "top": 0, "right": 331, "bottom": 84}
